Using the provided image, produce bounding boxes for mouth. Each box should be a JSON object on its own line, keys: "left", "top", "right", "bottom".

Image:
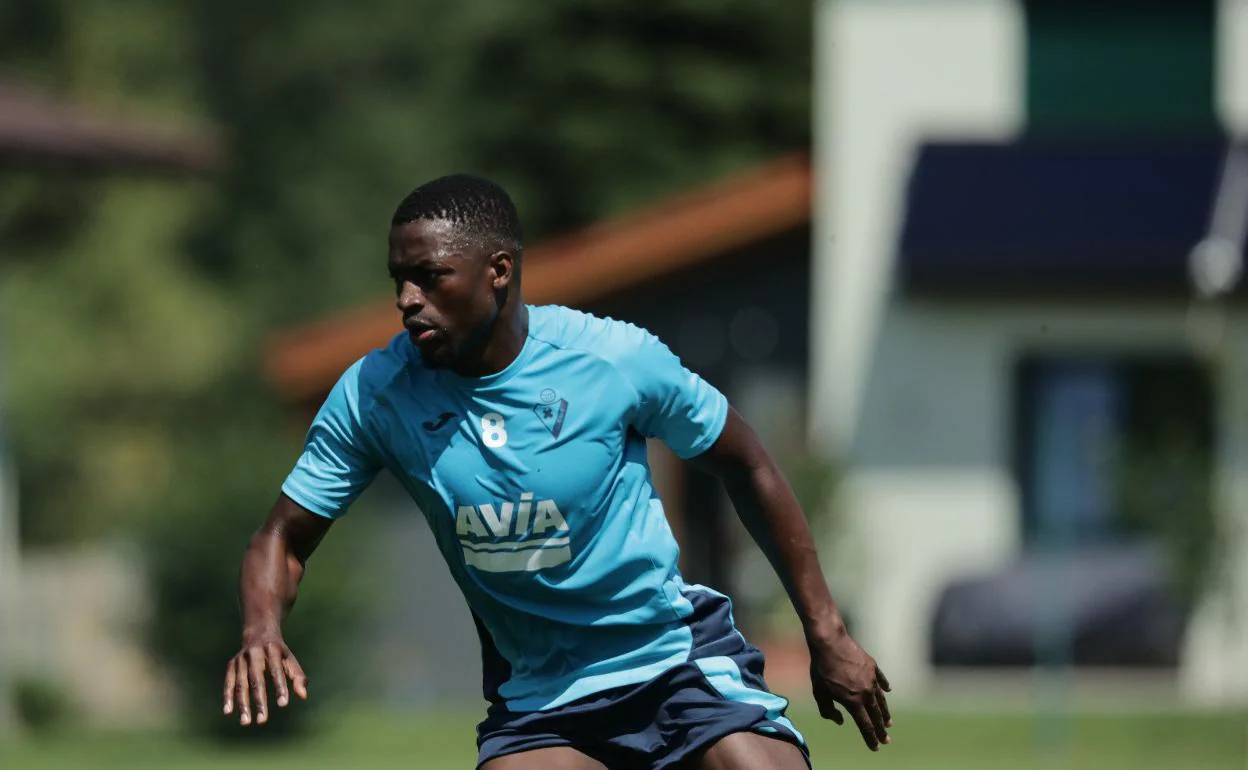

{"left": 405, "top": 320, "right": 444, "bottom": 346}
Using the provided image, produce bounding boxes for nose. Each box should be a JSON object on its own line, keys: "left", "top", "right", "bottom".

{"left": 395, "top": 280, "right": 423, "bottom": 314}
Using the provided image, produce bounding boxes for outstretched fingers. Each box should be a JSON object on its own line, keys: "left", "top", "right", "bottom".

{"left": 875, "top": 682, "right": 892, "bottom": 728}
{"left": 235, "top": 656, "right": 252, "bottom": 725}
{"left": 247, "top": 648, "right": 269, "bottom": 724}
{"left": 847, "top": 692, "right": 890, "bottom": 751}
{"left": 266, "top": 643, "right": 290, "bottom": 708}
{"left": 284, "top": 652, "right": 309, "bottom": 701}
{"left": 223, "top": 660, "right": 237, "bottom": 715}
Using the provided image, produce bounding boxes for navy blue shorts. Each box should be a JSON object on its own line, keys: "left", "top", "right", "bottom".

{"left": 475, "top": 588, "right": 810, "bottom": 769}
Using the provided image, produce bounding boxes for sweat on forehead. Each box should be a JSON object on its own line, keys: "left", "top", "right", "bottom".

{"left": 390, "top": 219, "right": 487, "bottom": 262}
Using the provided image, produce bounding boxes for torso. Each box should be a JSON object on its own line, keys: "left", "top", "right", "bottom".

{"left": 359, "top": 306, "right": 702, "bottom": 710}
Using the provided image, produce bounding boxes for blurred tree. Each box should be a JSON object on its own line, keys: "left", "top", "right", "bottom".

{"left": 183, "top": 0, "right": 454, "bottom": 322}
{"left": 3, "top": 178, "right": 239, "bottom": 543}
{"left": 141, "top": 386, "right": 370, "bottom": 741}
{"left": 0, "top": 0, "right": 231, "bottom": 544}
{"left": 441, "top": 0, "right": 812, "bottom": 236}
{"left": 185, "top": 0, "right": 812, "bottom": 325}
{"left": 1117, "top": 428, "right": 1220, "bottom": 606}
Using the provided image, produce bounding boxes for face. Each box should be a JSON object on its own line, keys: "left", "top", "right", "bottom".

{"left": 388, "top": 218, "right": 515, "bottom": 370}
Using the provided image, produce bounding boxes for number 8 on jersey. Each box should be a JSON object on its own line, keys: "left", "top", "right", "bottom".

{"left": 481, "top": 412, "right": 508, "bottom": 448}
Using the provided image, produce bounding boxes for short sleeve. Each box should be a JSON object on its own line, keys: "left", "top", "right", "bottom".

{"left": 619, "top": 328, "right": 729, "bottom": 459}
{"left": 281, "top": 359, "right": 382, "bottom": 519}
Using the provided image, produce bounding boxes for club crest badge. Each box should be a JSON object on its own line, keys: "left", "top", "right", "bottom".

{"left": 534, "top": 391, "right": 568, "bottom": 438}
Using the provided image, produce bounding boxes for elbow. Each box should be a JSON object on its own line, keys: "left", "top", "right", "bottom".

{"left": 245, "top": 528, "right": 305, "bottom": 583}
{"left": 245, "top": 526, "right": 281, "bottom": 557}
{"left": 717, "top": 458, "right": 781, "bottom": 505}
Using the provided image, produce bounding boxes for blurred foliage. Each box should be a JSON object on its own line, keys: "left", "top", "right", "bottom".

{"left": 783, "top": 450, "right": 841, "bottom": 533}
{"left": 3, "top": 177, "right": 239, "bottom": 544}
{"left": 1116, "top": 430, "right": 1221, "bottom": 605}
{"left": 185, "top": 0, "right": 812, "bottom": 327}
{"left": 767, "top": 448, "right": 847, "bottom": 638}
{"left": 14, "top": 674, "right": 78, "bottom": 734}
{"left": 0, "top": 0, "right": 811, "bottom": 736}
{"left": 140, "top": 389, "right": 372, "bottom": 741}
{"left": 0, "top": 0, "right": 225, "bottom": 545}
{"left": 433, "top": 0, "right": 813, "bottom": 237}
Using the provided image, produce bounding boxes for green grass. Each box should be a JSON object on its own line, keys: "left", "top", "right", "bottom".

{"left": 2, "top": 706, "right": 1245, "bottom": 770}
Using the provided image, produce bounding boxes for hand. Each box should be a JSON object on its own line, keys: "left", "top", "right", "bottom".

{"left": 808, "top": 631, "right": 892, "bottom": 751}
{"left": 223, "top": 630, "right": 309, "bottom": 726}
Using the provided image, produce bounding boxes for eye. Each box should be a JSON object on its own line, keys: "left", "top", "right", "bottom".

{"left": 417, "top": 269, "right": 451, "bottom": 289}
{"left": 393, "top": 268, "right": 449, "bottom": 294}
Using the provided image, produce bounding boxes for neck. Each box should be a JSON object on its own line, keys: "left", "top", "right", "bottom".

{"left": 451, "top": 301, "right": 528, "bottom": 378}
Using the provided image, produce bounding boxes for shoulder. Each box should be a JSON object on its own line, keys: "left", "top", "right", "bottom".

{"left": 330, "top": 332, "right": 412, "bottom": 414}
{"left": 527, "top": 304, "right": 665, "bottom": 366}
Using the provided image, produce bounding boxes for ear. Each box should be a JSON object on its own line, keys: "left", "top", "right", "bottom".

{"left": 488, "top": 250, "right": 516, "bottom": 290}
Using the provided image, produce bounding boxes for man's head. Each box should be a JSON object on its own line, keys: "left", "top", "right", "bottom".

{"left": 388, "top": 174, "right": 523, "bottom": 371}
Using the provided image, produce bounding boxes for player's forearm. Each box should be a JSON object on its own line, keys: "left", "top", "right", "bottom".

{"left": 238, "top": 529, "right": 304, "bottom": 640}
{"left": 721, "top": 462, "right": 848, "bottom": 643}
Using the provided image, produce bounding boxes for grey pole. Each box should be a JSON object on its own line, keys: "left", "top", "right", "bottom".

{"left": 1187, "top": 144, "right": 1248, "bottom": 713}
{"left": 0, "top": 297, "right": 16, "bottom": 734}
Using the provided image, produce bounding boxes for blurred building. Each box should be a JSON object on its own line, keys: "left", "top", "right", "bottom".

{"left": 813, "top": 0, "right": 1248, "bottom": 706}
{"left": 265, "top": 157, "right": 814, "bottom": 704}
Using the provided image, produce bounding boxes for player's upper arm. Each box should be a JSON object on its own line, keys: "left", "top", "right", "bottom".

{"left": 280, "top": 358, "right": 383, "bottom": 519}
{"left": 610, "top": 324, "right": 729, "bottom": 460}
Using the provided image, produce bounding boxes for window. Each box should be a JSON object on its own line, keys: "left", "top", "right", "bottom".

{"left": 1013, "top": 353, "right": 1215, "bottom": 547}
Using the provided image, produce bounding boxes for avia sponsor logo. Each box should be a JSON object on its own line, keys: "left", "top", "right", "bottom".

{"left": 456, "top": 493, "right": 570, "bottom": 573}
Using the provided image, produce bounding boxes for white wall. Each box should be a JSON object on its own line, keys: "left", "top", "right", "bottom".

{"left": 1180, "top": 310, "right": 1248, "bottom": 705}
{"left": 811, "top": 0, "right": 1025, "bottom": 693}
{"left": 811, "top": 0, "right": 1024, "bottom": 456}
{"left": 1218, "top": 0, "right": 1248, "bottom": 137}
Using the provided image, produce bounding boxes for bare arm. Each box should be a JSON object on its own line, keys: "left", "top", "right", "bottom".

{"left": 691, "top": 409, "right": 842, "bottom": 640}
{"left": 239, "top": 493, "right": 333, "bottom": 637}
{"left": 692, "top": 408, "right": 892, "bottom": 751}
{"left": 224, "top": 494, "right": 332, "bottom": 726}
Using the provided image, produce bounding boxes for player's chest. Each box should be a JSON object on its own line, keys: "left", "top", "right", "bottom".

{"left": 380, "top": 378, "right": 629, "bottom": 503}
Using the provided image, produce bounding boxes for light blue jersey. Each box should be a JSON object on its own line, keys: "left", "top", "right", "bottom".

{"left": 281, "top": 305, "right": 793, "bottom": 733}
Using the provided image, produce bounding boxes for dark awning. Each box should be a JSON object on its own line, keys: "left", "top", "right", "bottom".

{"left": 896, "top": 138, "right": 1243, "bottom": 297}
